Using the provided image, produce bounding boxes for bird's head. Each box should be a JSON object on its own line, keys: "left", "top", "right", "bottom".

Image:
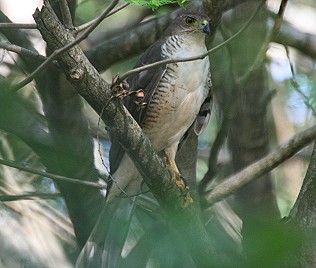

{"left": 171, "top": 12, "right": 211, "bottom": 36}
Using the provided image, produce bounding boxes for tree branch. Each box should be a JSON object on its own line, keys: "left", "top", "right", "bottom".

{"left": 206, "top": 123, "right": 316, "bottom": 205}
{"left": 59, "top": 0, "right": 74, "bottom": 28}
{"left": 284, "top": 141, "right": 316, "bottom": 267}
{"left": 0, "top": 41, "right": 48, "bottom": 62}
{"left": 0, "top": 158, "right": 105, "bottom": 189}
{"left": 0, "top": 22, "right": 37, "bottom": 29}
{"left": 274, "top": 19, "right": 316, "bottom": 59}
{"left": 75, "top": 2, "right": 130, "bottom": 33}
{"left": 0, "top": 192, "right": 62, "bottom": 202}
{"left": 237, "top": 0, "right": 288, "bottom": 84}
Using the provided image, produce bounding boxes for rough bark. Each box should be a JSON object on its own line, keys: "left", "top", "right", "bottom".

{"left": 286, "top": 142, "right": 316, "bottom": 267}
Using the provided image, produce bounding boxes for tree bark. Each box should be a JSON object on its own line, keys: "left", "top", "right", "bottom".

{"left": 287, "top": 142, "right": 316, "bottom": 267}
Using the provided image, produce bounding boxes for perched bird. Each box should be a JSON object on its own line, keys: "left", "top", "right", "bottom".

{"left": 77, "top": 10, "right": 212, "bottom": 267}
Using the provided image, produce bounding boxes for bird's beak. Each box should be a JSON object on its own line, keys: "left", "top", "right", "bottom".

{"left": 200, "top": 20, "right": 210, "bottom": 35}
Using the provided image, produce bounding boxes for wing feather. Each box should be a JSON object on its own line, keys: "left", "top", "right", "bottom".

{"left": 109, "top": 39, "right": 167, "bottom": 175}
{"left": 194, "top": 70, "right": 213, "bottom": 135}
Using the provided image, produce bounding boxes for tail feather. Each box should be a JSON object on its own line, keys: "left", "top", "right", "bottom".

{"left": 77, "top": 154, "right": 142, "bottom": 267}
{"left": 76, "top": 195, "right": 137, "bottom": 268}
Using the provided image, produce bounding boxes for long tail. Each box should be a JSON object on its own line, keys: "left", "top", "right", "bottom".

{"left": 77, "top": 154, "right": 142, "bottom": 268}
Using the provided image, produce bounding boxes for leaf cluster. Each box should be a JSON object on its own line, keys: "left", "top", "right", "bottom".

{"left": 125, "top": 0, "right": 188, "bottom": 9}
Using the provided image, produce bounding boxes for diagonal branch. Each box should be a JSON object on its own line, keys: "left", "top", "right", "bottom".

{"left": 75, "top": 2, "right": 130, "bottom": 32}
{"left": 206, "top": 123, "right": 316, "bottom": 205}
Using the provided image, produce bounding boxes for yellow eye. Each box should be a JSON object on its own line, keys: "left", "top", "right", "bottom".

{"left": 185, "top": 16, "right": 196, "bottom": 25}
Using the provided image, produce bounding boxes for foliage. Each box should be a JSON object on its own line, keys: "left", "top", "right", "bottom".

{"left": 125, "top": 0, "right": 188, "bottom": 9}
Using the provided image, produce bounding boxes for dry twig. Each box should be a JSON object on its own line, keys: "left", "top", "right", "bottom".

{"left": 206, "top": 123, "right": 316, "bottom": 205}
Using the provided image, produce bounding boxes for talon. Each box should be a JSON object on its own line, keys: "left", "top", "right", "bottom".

{"left": 180, "top": 174, "right": 190, "bottom": 190}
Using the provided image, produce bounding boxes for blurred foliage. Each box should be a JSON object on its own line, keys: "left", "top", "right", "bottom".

{"left": 284, "top": 73, "right": 316, "bottom": 125}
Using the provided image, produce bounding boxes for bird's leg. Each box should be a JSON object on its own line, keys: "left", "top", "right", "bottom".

{"left": 165, "top": 157, "right": 183, "bottom": 187}
{"left": 165, "top": 156, "right": 193, "bottom": 207}
{"left": 162, "top": 146, "right": 193, "bottom": 207}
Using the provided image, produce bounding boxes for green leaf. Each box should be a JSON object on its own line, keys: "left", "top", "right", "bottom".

{"left": 125, "top": 0, "right": 189, "bottom": 10}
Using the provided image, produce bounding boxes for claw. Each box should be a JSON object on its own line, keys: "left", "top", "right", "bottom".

{"left": 180, "top": 174, "right": 190, "bottom": 190}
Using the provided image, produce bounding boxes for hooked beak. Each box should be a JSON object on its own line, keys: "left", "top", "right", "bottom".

{"left": 200, "top": 20, "right": 210, "bottom": 35}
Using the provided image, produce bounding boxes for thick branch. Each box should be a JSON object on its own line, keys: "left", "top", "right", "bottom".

{"left": 272, "top": 14, "right": 316, "bottom": 59}
{"left": 286, "top": 142, "right": 316, "bottom": 267}
{"left": 206, "top": 124, "right": 316, "bottom": 205}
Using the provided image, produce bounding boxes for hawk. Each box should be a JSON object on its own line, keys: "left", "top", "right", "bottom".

{"left": 78, "top": 11, "right": 212, "bottom": 267}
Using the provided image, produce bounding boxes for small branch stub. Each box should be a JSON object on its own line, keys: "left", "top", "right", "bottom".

{"left": 69, "top": 67, "right": 84, "bottom": 80}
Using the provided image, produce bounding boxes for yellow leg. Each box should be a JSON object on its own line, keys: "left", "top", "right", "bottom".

{"left": 162, "top": 151, "right": 193, "bottom": 207}
{"left": 165, "top": 157, "right": 185, "bottom": 189}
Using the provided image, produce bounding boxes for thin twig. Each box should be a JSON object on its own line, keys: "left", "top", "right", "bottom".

{"left": 76, "top": 2, "right": 130, "bottom": 32}
{"left": 237, "top": 0, "right": 288, "bottom": 84}
{"left": 0, "top": 192, "right": 62, "bottom": 202}
{"left": 0, "top": 41, "right": 47, "bottom": 62}
{"left": 0, "top": 158, "right": 105, "bottom": 189}
{"left": 119, "top": 0, "right": 265, "bottom": 81}
{"left": 206, "top": 123, "right": 316, "bottom": 205}
{"left": 12, "top": 0, "right": 119, "bottom": 91}
{"left": 0, "top": 23, "right": 37, "bottom": 29}
{"left": 59, "top": 0, "right": 74, "bottom": 28}
{"left": 96, "top": 106, "right": 129, "bottom": 196}
{"left": 285, "top": 45, "right": 316, "bottom": 117}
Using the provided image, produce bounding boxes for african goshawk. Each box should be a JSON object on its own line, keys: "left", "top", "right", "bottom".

{"left": 78, "top": 11, "right": 212, "bottom": 267}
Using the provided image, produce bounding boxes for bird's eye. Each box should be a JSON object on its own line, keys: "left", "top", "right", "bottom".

{"left": 185, "top": 16, "right": 196, "bottom": 25}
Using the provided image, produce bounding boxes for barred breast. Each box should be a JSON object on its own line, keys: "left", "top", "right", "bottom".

{"left": 142, "top": 33, "right": 210, "bottom": 152}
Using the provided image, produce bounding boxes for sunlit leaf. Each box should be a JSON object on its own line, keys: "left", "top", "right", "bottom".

{"left": 125, "top": 0, "right": 189, "bottom": 9}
